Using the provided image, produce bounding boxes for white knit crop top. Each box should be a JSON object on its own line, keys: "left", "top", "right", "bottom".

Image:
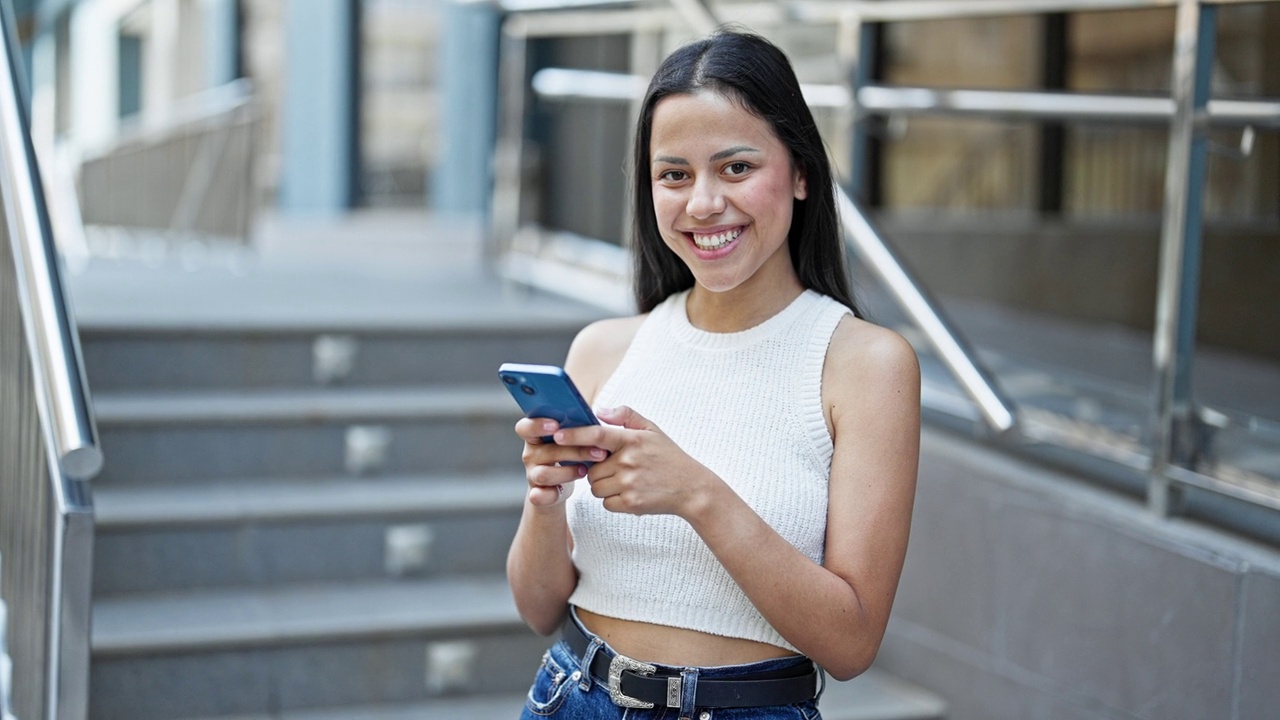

{"left": 566, "top": 289, "right": 850, "bottom": 651}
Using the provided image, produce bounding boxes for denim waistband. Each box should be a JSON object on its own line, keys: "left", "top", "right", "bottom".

{"left": 561, "top": 607, "right": 821, "bottom": 710}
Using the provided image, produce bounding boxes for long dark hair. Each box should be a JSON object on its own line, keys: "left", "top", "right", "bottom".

{"left": 631, "top": 29, "right": 859, "bottom": 317}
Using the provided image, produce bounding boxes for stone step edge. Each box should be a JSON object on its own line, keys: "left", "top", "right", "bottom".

{"left": 92, "top": 575, "right": 523, "bottom": 658}
{"left": 93, "top": 473, "right": 527, "bottom": 529}
{"left": 175, "top": 694, "right": 528, "bottom": 720}
{"left": 78, "top": 311, "right": 601, "bottom": 336}
{"left": 93, "top": 385, "right": 520, "bottom": 425}
{"left": 172, "top": 665, "right": 946, "bottom": 720}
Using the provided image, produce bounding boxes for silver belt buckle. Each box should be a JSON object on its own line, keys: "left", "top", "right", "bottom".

{"left": 607, "top": 653, "right": 657, "bottom": 708}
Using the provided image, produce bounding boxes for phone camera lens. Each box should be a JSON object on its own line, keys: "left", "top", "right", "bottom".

{"left": 521, "top": 385, "right": 536, "bottom": 396}
{"left": 502, "top": 375, "right": 517, "bottom": 385}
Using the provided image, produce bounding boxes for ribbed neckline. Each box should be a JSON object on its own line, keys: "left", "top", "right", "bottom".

{"left": 665, "top": 289, "right": 821, "bottom": 350}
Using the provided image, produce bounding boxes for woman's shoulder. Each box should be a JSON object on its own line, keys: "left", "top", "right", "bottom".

{"left": 564, "top": 314, "right": 650, "bottom": 402}
{"left": 824, "top": 315, "right": 921, "bottom": 402}
{"left": 571, "top": 314, "right": 650, "bottom": 357}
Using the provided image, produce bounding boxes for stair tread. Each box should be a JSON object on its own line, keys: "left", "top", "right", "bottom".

{"left": 94, "top": 473, "right": 526, "bottom": 527}
{"left": 173, "top": 666, "right": 945, "bottom": 720}
{"left": 78, "top": 312, "right": 597, "bottom": 335}
{"left": 93, "top": 385, "right": 518, "bottom": 424}
{"left": 92, "top": 576, "right": 520, "bottom": 656}
{"left": 177, "top": 694, "right": 527, "bottom": 720}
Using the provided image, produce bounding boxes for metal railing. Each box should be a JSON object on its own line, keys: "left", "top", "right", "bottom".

{"left": 488, "top": 0, "right": 1280, "bottom": 519}
{"left": 830, "top": 0, "right": 1280, "bottom": 514}
{"left": 76, "top": 78, "right": 259, "bottom": 245}
{"left": 0, "top": 2, "right": 99, "bottom": 719}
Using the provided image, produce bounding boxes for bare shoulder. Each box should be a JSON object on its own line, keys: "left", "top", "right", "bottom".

{"left": 564, "top": 314, "right": 649, "bottom": 402}
{"left": 827, "top": 315, "right": 919, "bottom": 378}
{"left": 823, "top": 315, "right": 921, "bottom": 422}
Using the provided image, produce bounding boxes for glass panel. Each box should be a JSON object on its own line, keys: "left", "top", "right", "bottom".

{"left": 880, "top": 116, "right": 1039, "bottom": 213}
{"left": 1189, "top": 2, "right": 1279, "bottom": 494}
{"left": 1064, "top": 125, "right": 1166, "bottom": 218}
{"left": 1068, "top": 8, "right": 1176, "bottom": 95}
{"left": 878, "top": 16, "right": 1041, "bottom": 214}
{"left": 884, "top": 16, "right": 1041, "bottom": 90}
{"left": 532, "top": 34, "right": 632, "bottom": 246}
{"left": 359, "top": 0, "right": 439, "bottom": 206}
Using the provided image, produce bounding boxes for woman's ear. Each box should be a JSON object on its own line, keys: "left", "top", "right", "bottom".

{"left": 793, "top": 169, "right": 808, "bottom": 201}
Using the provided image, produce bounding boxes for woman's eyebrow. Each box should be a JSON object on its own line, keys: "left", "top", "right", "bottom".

{"left": 710, "top": 145, "right": 759, "bottom": 162}
{"left": 653, "top": 145, "right": 762, "bottom": 166}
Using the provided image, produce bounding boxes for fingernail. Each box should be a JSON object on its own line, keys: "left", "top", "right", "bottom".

{"left": 553, "top": 431, "right": 565, "bottom": 444}
{"left": 542, "top": 420, "right": 557, "bottom": 433}
{"left": 590, "top": 448, "right": 606, "bottom": 460}
{"left": 576, "top": 465, "right": 588, "bottom": 478}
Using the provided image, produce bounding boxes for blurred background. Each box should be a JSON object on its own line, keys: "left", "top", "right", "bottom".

{"left": 1, "top": 0, "right": 1277, "bottom": 719}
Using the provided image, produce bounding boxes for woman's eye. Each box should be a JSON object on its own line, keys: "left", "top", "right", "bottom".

{"left": 725, "top": 162, "right": 751, "bottom": 176}
{"left": 658, "top": 170, "right": 688, "bottom": 182}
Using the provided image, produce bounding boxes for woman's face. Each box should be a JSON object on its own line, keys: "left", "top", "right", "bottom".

{"left": 648, "top": 90, "right": 807, "bottom": 297}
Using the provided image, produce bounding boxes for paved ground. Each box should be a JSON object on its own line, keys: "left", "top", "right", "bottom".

{"left": 67, "top": 209, "right": 602, "bottom": 329}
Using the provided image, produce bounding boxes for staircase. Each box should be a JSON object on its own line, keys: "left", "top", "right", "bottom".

{"left": 73, "top": 235, "right": 945, "bottom": 719}
{"left": 82, "top": 315, "right": 582, "bottom": 718}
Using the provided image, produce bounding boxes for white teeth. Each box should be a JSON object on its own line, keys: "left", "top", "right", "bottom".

{"left": 692, "top": 228, "right": 743, "bottom": 250}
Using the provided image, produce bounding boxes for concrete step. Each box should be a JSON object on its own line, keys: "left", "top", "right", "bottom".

{"left": 92, "top": 385, "right": 525, "bottom": 484}
{"left": 174, "top": 694, "right": 529, "bottom": 720}
{"left": 80, "top": 322, "right": 582, "bottom": 393}
{"left": 92, "top": 474, "right": 526, "bottom": 596}
{"left": 90, "top": 576, "right": 547, "bottom": 720}
{"left": 170, "top": 668, "right": 945, "bottom": 720}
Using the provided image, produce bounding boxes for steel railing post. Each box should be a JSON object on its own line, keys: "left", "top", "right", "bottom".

{"left": 1149, "top": 0, "right": 1216, "bottom": 517}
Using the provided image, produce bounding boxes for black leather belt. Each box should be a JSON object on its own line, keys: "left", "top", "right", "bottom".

{"left": 562, "top": 615, "right": 819, "bottom": 710}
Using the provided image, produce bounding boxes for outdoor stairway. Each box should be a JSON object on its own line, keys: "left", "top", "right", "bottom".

{"left": 78, "top": 277, "right": 946, "bottom": 719}
{"left": 81, "top": 319, "right": 577, "bottom": 719}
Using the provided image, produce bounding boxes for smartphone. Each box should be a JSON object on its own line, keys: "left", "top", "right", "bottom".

{"left": 498, "top": 363, "right": 601, "bottom": 464}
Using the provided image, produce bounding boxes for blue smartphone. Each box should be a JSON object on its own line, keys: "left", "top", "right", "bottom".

{"left": 498, "top": 363, "right": 601, "bottom": 464}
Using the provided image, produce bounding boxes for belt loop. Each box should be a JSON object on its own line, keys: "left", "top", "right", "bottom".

{"left": 677, "top": 667, "right": 700, "bottom": 719}
{"left": 577, "top": 637, "right": 602, "bottom": 691}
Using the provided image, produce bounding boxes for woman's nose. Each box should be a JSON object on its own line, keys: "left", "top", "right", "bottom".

{"left": 686, "top": 178, "right": 726, "bottom": 218}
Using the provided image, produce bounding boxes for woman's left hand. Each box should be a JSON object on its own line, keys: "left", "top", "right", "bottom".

{"left": 552, "top": 405, "right": 717, "bottom": 519}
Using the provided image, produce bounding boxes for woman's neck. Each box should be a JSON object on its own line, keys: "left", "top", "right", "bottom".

{"left": 685, "top": 276, "right": 805, "bottom": 333}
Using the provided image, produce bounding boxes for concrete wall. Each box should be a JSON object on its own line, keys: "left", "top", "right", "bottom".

{"left": 876, "top": 427, "right": 1280, "bottom": 720}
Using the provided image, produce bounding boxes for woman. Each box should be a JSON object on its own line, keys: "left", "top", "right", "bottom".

{"left": 507, "top": 29, "right": 920, "bottom": 719}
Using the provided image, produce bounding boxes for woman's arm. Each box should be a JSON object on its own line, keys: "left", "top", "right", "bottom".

{"left": 505, "top": 315, "right": 645, "bottom": 635}
{"left": 562, "top": 318, "right": 920, "bottom": 677}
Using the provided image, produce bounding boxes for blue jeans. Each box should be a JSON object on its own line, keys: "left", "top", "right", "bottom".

{"left": 520, "top": 616, "right": 824, "bottom": 720}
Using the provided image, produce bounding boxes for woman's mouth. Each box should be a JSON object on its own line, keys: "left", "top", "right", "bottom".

{"left": 690, "top": 227, "right": 744, "bottom": 251}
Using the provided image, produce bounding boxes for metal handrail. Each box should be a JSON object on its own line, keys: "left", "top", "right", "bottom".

{"left": 532, "top": 68, "right": 850, "bottom": 107}
{"left": 856, "top": 86, "right": 1280, "bottom": 127}
{"left": 835, "top": 191, "right": 1018, "bottom": 434}
{"left": 85, "top": 77, "right": 255, "bottom": 156}
{"left": 0, "top": 3, "right": 98, "bottom": 719}
{"left": 528, "top": 68, "right": 1280, "bottom": 127}
{"left": 76, "top": 78, "right": 259, "bottom": 244}
{"left": 0, "top": 7, "right": 101, "bottom": 480}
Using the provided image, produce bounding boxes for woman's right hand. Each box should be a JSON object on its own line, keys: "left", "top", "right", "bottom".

{"left": 515, "top": 417, "right": 608, "bottom": 507}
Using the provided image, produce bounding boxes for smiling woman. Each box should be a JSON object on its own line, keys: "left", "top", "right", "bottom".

{"left": 648, "top": 91, "right": 807, "bottom": 327}
{"left": 506, "top": 29, "right": 921, "bottom": 720}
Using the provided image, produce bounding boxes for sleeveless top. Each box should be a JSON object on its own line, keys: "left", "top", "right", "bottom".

{"left": 565, "top": 289, "right": 851, "bottom": 651}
